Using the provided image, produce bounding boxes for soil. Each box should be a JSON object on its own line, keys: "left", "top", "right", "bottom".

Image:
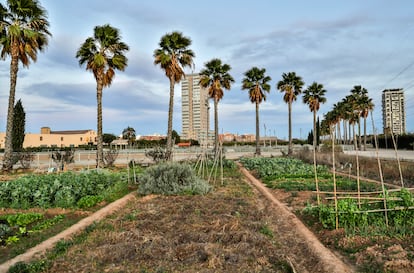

{"left": 1, "top": 164, "right": 412, "bottom": 272}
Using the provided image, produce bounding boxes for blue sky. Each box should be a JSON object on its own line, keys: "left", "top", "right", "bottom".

{"left": 0, "top": 0, "right": 413, "bottom": 140}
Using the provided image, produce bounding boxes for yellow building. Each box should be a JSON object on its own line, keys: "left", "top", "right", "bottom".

{"left": 0, "top": 127, "right": 97, "bottom": 149}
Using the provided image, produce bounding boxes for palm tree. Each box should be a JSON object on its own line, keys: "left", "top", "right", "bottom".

{"left": 76, "top": 24, "right": 129, "bottom": 168}
{"left": 359, "top": 94, "right": 374, "bottom": 150}
{"left": 154, "top": 31, "right": 194, "bottom": 160}
{"left": 350, "top": 85, "right": 368, "bottom": 150}
{"left": 277, "top": 72, "right": 304, "bottom": 155}
{"left": 303, "top": 82, "right": 327, "bottom": 205}
{"left": 341, "top": 96, "right": 354, "bottom": 145}
{"left": 199, "top": 58, "right": 234, "bottom": 152}
{"left": 242, "top": 67, "right": 271, "bottom": 156}
{"left": 302, "top": 82, "right": 327, "bottom": 150}
{"left": 0, "top": 0, "right": 51, "bottom": 171}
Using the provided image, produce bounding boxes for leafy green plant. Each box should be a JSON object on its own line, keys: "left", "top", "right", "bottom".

{"left": 0, "top": 170, "right": 125, "bottom": 209}
{"left": 77, "top": 195, "right": 103, "bottom": 209}
{"left": 240, "top": 157, "right": 329, "bottom": 179}
{"left": 6, "top": 235, "right": 19, "bottom": 245}
{"left": 137, "top": 162, "right": 212, "bottom": 195}
{"left": 31, "top": 215, "right": 65, "bottom": 232}
{"left": 303, "top": 189, "right": 414, "bottom": 234}
{"left": 3, "top": 213, "right": 43, "bottom": 227}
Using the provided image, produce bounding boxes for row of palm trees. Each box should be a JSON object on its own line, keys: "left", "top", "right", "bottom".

{"left": 152, "top": 30, "right": 326, "bottom": 158}
{"left": 154, "top": 30, "right": 375, "bottom": 159}
{"left": 321, "top": 85, "right": 374, "bottom": 151}
{"left": 0, "top": 1, "right": 374, "bottom": 170}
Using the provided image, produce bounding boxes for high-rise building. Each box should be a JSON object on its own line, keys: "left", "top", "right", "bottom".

{"left": 382, "top": 88, "right": 406, "bottom": 135}
{"left": 181, "top": 74, "right": 210, "bottom": 143}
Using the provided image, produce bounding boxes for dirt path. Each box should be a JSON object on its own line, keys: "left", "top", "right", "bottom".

{"left": 239, "top": 165, "right": 354, "bottom": 273}
{"left": 0, "top": 193, "right": 152, "bottom": 273}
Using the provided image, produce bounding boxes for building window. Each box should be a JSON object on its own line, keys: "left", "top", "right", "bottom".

{"left": 61, "top": 137, "right": 64, "bottom": 141}
{"left": 80, "top": 137, "right": 83, "bottom": 141}
{"left": 40, "top": 136, "right": 43, "bottom": 141}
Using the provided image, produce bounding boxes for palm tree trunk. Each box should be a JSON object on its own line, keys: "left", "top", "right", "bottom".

{"left": 255, "top": 101, "right": 261, "bottom": 156}
{"left": 352, "top": 123, "right": 357, "bottom": 150}
{"left": 353, "top": 123, "right": 361, "bottom": 208}
{"left": 313, "top": 110, "right": 317, "bottom": 149}
{"left": 336, "top": 123, "right": 341, "bottom": 145}
{"left": 343, "top": 120, "right": 347, "bottom": 145}
{"left": 3, "top": 43, "right": 19, "bottom": 171}
{"left": 166, "top": 77, "right": 175, "bottom": 160}
{"left": 214, "top": 97, "right": 219, "bottom": 153}
{"left": 96, "top": 83, "right": 104, "bottom": 168}
{"left": 288, "top": 101, "right": 292, "bottom": 155}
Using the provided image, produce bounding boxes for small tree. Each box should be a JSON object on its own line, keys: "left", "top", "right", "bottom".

{"left": 52, "top": 150, "right": 75, "bottom": 171}
{"left": 122, "top": 126, "right": 136, "bottom": 147}
{"left": 12, "top": 99, "right": 26, "bottom": 152}
{"left": 103, "top": 133, "right": 117, "bottom": 145}
{"left": 172, "top": 130, "right": 181, "bottom": 144}
{"left": 103, "top": 149, "right": 119, "bottom": 167}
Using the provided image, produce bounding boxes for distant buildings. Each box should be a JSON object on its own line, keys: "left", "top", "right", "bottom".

{"left": 219, "top": 133, "right": 256, "bottom": 143}
{"left": 0, "top": 127, "right": 97, "bottom": 149}
{"left": 181, "top": 73, "right": 211, "bottom": 143}
{"left": 382, "top": 89, "right": 406, "bottom": 135}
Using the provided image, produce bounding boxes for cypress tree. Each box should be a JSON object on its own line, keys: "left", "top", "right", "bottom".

{"left": 316, "top": 117, "right": 321, "bottom": 146}
{"left": 307, "top": 130, "right": 313, "bottom": 145}
{"left": 12, "top": 99, "right": 26, "bottom": 151}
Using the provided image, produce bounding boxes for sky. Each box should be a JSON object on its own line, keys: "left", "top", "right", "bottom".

{"left": 0, "top": 0, "right": 414, "bottom": 140}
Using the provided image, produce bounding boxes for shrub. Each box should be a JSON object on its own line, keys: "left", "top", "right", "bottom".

{"left": 137, "top": 162, "right": 212, "bottom": 195}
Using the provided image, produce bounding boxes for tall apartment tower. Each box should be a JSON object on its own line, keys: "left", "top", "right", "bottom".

{"left": 181, "top": 74, "right": 210, "bottom": 143}
{"left": 382, "top": 88, "right": 406, "bottom": 135}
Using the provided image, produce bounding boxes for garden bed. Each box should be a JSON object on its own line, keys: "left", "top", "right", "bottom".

{"left": 241, "top": 156, "right": 414, "bottom": 272}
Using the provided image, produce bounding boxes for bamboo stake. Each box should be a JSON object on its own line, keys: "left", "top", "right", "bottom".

{"left": 346, "top": 206, "right": 414, "bottom": 214}
{"left": 371, "top": 111, "right": 388, "bottom": 226}
{"left": 127, "top": 151, "right": 130, "bottom": 184}
{"left": 317, "top": 188, "right": 414, "bottom": 195}
{"left": 331, "top": 125, "right": 338, "bottom": 230}
{"left": 317, "top": 190, "right": 384, "bottom": 195}
{"left": 220, "top": 143, "right": 224, "bottom": 186}
{"left": 325, "top": 196, "right": 403, "bottom": 201}
{"left": 353, "top": 123, "right": 361, "bottom": 208}
{"left": 313, "top": 137, "right": 320, "bottom": 205}
{"left": 390, "top": 131, "right": 404, "bottom": 188}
